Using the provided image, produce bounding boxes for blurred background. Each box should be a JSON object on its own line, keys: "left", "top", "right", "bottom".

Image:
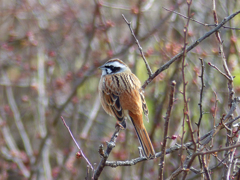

{"left": 0, "top": 0, "right": 240, "bottom": 179}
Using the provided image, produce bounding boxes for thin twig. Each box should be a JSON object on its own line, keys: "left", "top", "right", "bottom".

{"left": 182, "top": 143, "right": 240, "bottom": 179}
{"left": 188, "top": 152, "right": 231, "bottom": 179}
{"left": 212, "top": 91, "right": 218, "bottom": 128}
{"left": 122, "top": 14, "right": 153, "bottom": 76}
{"left": 163, "top": 7, "right": 208, "bottom": 26}
{"left": 85, "top": 165, "right": 90, "bottom": 180}
{"left": 210, "top": 152, "right": 231, "bottom": 172}
{"left": 159, "top": 81, "right": 176, "bottom": 180}
{"left": 212, "top": 3, "right": 234, "bottom": 108}
{"left": 226, "top": 135, "right": 240, "bottom": 179}
{"left": 227, "top": 115, "right": 240, "bottom": 126}
{"left": 196, "top": 58, "right": 205, "bottom": 131}
{"left": 61, "top": 116, "right": 93, "bottom": 170}
{"left": 208, "top": 62, "right": 231, "bottom": 81}
{"left": 105, "top": 123, "right": 240, "bottom": 168}
{"left": 200, "top": 97, "right": 240, "bottom": 146}
{"left": 162, "top": 7, "right": 240, "bottom": 30}
{"left": 212, "top": 2, "right": 235, "bottom": 178}
{"left": 142, "top": 10, "right": 240, "bottom": 89}
{"left": 202, "top": 154, "right": 212, "bottom": 180}
{"left": 180, "top": 0, "right": 196, "bottom": 170}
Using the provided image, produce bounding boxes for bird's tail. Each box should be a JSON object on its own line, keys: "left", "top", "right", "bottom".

{"left": 130, "top": 117, "right": 155, "bottom": 159}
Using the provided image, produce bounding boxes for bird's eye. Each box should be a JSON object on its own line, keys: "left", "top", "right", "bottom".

{"left": 104, "top": 65, "right": 121, "bottom": 73}
{"left": 110, "top": 66, "right": 120, "bottom": 72}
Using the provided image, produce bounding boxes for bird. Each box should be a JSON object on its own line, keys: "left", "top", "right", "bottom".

{"left": 98, "top": 58, "right": 155, "bottom": 159}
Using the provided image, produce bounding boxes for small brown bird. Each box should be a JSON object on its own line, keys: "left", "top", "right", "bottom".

{"left": 98, "top": 59, "right": 155, "bottom": 159}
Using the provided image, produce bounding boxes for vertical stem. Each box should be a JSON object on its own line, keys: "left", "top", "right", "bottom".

{"left": 158, "top": 81, "right": 176, "bottom": 180}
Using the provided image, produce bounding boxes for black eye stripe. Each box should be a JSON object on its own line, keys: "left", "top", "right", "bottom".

{"left": 105, "top": 65, "right": 120, "bottom": 73}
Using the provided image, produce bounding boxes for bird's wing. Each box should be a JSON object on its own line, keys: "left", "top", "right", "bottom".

{"left": 102, "top": 76, "right": 125, "bottom": 122}
{"left": 139, "top": 89, "right": 149, "bottom": 122}
{"left": 104, "top": 91, "right": 124, "bottom": 122}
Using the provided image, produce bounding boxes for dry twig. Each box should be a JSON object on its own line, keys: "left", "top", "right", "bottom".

{"left": 122, "top": 14, "right": 153, "bottom": 76}
{"left": 61, "top": 116, "right": 93, "bottom": 170}
{"left": 159, "top": 81, "right": 176, "bottom": 180}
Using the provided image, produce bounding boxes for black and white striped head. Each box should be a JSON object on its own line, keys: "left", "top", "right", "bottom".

{"left": 99, "top": 59, "right": 130, "bottom": 76}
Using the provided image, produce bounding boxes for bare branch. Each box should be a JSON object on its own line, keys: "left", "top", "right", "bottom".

{"left": 159, "top": 81, "right": 176, "bottom": 180}
{"left": 163, "top": 7, "right": 240, "bottom": 31}
{"left": 142, "top": 10, "right": 240, "bottom": 89}
{"left": 61, "top": 116, "right": 93, "bottom": 170}
{"left": 180, "top": 1, "right": 196, "bottom": 170}
{"left": 105, "top": 142, "right": 193, "bottom": 167}
{"left": 122, "top": 14, "right": 153, "bottom": 76}
{"left": 3, "top": 73, "right": 35, "bottom": 164}
{"left": 208, "top": 62, "right": 231, "bottom": 81}
{"left": 93, "top": 126, "right": 121, "bottom": 179}
{"left": 196, "top": 58, "right": 205, "bottom": 130}
{"left": 202, "top": 154, "right": 212, "bottom": 180}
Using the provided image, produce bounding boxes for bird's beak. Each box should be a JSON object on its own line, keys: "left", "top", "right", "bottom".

{"left": 98, "top": 65, "right": 105, "bottom": 70}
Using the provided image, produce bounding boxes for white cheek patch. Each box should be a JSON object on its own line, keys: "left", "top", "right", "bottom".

{"left": 105, "top": 61, "right": 126, "bottom": 74}
{"left": 106, "top": 69, "right": 112, "bottom": 74}
{"left": 101, "top": 68, "right": 112, "bottom": 76}
{"left": 101, "top": 60, "right": 127, "bottom": 76}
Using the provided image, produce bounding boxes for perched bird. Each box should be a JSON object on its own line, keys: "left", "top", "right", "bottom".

{"left": 98, "top": 59, "right": 155, "bottom": 159}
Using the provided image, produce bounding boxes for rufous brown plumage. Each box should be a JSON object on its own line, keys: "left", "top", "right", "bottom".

{"left": 98, "top": 59, "right": 155, "bottom": 159}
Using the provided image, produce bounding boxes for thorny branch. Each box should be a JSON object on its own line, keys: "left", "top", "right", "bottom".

{"left": 201, "top": 154, "right": 212, "bottom": 180}
{"left": 180, "top": 0, "right": 196, "bottom": 170}
{"left": 211, "top": 1, "right": 235, "bottom": 178}
{"left": 196, "top": 58, "right": 205, "bottom": 136}
{"left": 93, "top": 126, "right": 121, "bottom": 180}
{"left": 159, "top": 81, "right": 176, "bottom": 180}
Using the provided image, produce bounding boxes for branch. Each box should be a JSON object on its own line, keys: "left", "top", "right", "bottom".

{"left": 181, "top": 143, "right": 240, "bottom": 180}
{"left": 93, "top": 126, "right": 121, "bottom": 179}
{"left": 200, "top": 97, "right": 240, "bottom": 146}
{"left": 180, "top": 1, "right": 196, "bottom": 171}
{"left": 4, "top": 72, "right": 35, "bottom": 163}
{"left": 201, "top": 154, "right": 212, "bottom": 180}
{"left": 104, "top": 97, "right": 240, "bottom": 169}
{"left": 105, "top": 142, "right": 193, "bottom": 167}
{"left": 61, "top": 116, "right": 93, "bottom": 170}
{"left": 196, "top": 58, "right": 205, "bottom": 130}
{"left": 122, "top": 14, "right": 153, "bottom": 76}
{"left": 159, "top": 81, "right": 176, "bottom": 180}
{"left": 162, "top": 7, "right": 240, "bottom": 30}
{"left": 142, "top": 10, "right": 240, "bottom": 89}
{"left": 208, "top": 62, "right": 231, "bottom": 81}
